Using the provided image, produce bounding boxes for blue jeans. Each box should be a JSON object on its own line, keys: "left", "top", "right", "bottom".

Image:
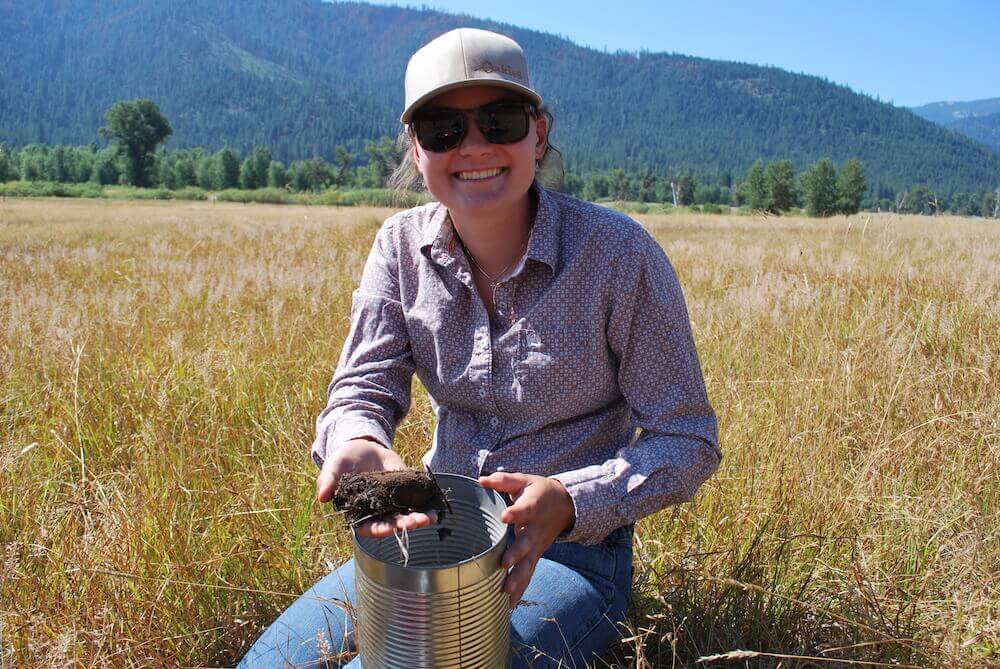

{"left": 237, "top": 525, "right": 633, "bottom": 668}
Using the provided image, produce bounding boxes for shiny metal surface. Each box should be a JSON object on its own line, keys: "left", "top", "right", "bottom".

{"left": 354, "top": 474, "right": 511, "bottom": 668}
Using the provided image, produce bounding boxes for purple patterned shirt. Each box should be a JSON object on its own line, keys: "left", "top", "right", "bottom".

{"left": 312, "top": 182, "right": 720, "bottom": 545}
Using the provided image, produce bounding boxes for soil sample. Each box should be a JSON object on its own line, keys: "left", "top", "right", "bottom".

{"left": 332, "top": 467, "right": 452, "bottom": 527}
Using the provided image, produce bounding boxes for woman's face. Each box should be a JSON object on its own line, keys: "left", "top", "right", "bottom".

{"left": 411, "top": 85, "right": 548, "bottom": 220}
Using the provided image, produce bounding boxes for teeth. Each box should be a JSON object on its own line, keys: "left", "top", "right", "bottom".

{"left": 457, "top": 167, "right": 503, "bottom": 180}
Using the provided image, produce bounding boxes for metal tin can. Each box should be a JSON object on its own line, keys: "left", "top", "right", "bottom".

{"left": 353, "top": 473, "right": 510, "bottom": 668}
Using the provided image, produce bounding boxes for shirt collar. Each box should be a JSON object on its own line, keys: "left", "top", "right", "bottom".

{"left": 419, "top": 180, "right": 560, "bottom": 275}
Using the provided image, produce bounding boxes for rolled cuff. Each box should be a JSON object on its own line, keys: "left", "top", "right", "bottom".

{"left": 549, "top": 465, "right": 619, "bottom": 545}
{"left": 310, "top": 417, "right": 393, "bottom": 468}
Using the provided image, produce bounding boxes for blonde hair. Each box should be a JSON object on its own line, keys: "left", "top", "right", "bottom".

{"left": 387, "top": 104, "right": 564, "bottom": 204}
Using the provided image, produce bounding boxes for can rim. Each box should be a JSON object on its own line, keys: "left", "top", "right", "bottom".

{"left": 353, "top": 472, "right": 509, "bottom": 574}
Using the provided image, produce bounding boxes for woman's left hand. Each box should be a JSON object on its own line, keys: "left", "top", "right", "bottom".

{"left": 478, "top": 472, "right": 576, "bottom": 608}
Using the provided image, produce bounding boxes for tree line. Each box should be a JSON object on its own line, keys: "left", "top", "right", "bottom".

{"left": 1, "top": 99, "right": 997, "bottom": 218}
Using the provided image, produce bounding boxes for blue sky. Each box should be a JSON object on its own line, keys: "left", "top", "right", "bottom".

{"left": 360, "top": 0, "right": 999, "bottom": 108}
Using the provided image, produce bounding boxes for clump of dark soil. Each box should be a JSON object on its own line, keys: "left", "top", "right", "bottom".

{"left": 332, "top": 467, "right": 451, "bottom": 527}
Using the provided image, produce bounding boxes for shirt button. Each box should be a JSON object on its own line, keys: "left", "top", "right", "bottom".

{"left": 478, "top": 388, "right": 487, "bottom": 398}
{"left": 489, "top": 417, "right": 500, "bottom": 428}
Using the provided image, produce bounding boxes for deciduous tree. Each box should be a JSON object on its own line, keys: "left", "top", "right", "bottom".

{"left": 741, "top": 160, "right": 769, "bottom": 211}
{"left": 99, "top": 99, "right": 172, "bottom": 187}
{"left": 837, "top": 158, "right": 867, "bottom": 215}
{"left": 802, "top": 158, "right": 838, "bottom": 217}
{"left": 764, "top": 160, "right": 796, "bottom": 213}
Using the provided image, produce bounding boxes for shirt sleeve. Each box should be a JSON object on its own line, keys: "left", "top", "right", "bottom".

{"left": 311, "top": 218, "right": 415, "bottom": 468}
{"left": 551, "top": 226, "right": 720, "bottom": 544}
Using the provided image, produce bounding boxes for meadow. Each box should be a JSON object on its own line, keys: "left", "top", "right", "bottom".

{"left": 0, "top": 198, "right": 996, "bottom": 668}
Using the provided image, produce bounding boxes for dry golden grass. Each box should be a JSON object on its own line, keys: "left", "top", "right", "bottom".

{"left": 0, "top": 199, "right": 997, "bottom": 668}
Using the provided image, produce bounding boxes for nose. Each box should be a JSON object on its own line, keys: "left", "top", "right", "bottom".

{"left": 457, "top": 114, "right": 494, "bottom": 156}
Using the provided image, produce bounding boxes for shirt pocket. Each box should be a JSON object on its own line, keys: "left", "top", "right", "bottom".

{"left": 513, "top": 325, "right": 553, "bottom": 386}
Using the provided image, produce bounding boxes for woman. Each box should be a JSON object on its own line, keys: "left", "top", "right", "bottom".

{"left": 239, "top": 27, "right": 719, "bottom": 668}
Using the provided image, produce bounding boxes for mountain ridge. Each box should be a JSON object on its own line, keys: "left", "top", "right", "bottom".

{"left": 911, "top": 98, "right": 1000, "bottom": 153}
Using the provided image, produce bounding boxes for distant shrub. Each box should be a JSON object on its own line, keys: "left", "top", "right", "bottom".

{"left": 110, "top": 187, "right": 175, "bottom": 200}
{"left": 701, "top": 203, "right": 724, "bottom": 214}
{"left": 308, "top": 188, "right": 431, "bottom": 208}
{"left": 174, "top": 187, "right": 208, "bottom": 201}
{"left": 0, "top": 180, "right": 104, "bottom": 198}
{"left": 688, "top": 204, "right": 702, "bottom": 213}
{"left": 215, "top": 188, "right": 292, "bottom": 204}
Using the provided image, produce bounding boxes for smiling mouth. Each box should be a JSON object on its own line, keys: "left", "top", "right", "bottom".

{"left": 455, "top": 167, "right": 506, "bottom": 181}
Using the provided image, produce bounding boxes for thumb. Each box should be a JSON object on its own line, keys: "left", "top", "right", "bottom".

{"left": 479, "top": 472, "right": 530, "bottom": 497}
{"left": 316, "top": 463, "right": 339, "bottom": 503}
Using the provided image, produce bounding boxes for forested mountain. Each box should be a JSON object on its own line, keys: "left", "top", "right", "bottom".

{"left": 2, "top": 0, "right": 999, "bottom": 195}
{"left": 911, "top": 99, "right": 1000, "bottom": 153}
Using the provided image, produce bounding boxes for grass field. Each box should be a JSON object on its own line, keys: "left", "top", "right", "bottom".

{"left": 1, "top": 198, "right": 996, "bottom": 668}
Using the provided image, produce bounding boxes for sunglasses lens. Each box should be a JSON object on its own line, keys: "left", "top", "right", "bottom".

{"left": 413, "top": 103, "right": 532, "bottom": 152}
{"left": 413, "top": 110, "right": 466, "bottom": 152}
{"left": 477, "top": 103, "right": 530, "bottom": 145}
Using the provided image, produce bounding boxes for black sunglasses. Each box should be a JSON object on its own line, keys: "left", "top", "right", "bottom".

{"left": 410, "top": 100, "right": 536, "bottom": 153}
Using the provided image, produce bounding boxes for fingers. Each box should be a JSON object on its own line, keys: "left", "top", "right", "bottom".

{"left": 478, "top": 472, "right": 529, "bottom": 497}
{"left": 356, "top": 511, "right": 438, "bottom": 539}
{"left": 501, "top": 525, "right": 536, "bottom": 568}
{"left": 503, "top": 553, "right": 538, "bottom": 608}
{"left": 500, "top": 497, "right": 539, "bottom": 526}
{"left": 315, "top": 462, "right": 339, "bottom": 503}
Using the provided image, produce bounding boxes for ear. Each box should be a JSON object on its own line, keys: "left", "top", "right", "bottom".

{"left": 410, "top": 129, "right": 424, "bottom": 169}
{"left": 533, "top": 114, "right": 549, "bottom": 162}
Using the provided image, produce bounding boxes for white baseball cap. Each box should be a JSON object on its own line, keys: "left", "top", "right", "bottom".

{"left": 401, "top": 28, "right": 543, "bottom": 123}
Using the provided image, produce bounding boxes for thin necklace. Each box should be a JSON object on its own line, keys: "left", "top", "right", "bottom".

{"left": 459, "top": 236, "right": 528, "bottom": 308}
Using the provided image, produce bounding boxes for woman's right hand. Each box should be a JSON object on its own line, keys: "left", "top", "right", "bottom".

{"left": 315, "top": 437, "right": 437, "bottom": 538}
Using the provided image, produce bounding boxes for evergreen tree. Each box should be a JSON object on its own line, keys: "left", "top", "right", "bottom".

{"left": 362, "top": 137, "right": 399, "bottom": 188}
{"left": 764, "top": 160, "right": 796, "bottom": 213}
{"left": 99, "top": 99, "right": 173, "bottom": 187}
{"left": 636, "top": 170, "right": 657, "bottom": 203}
{"left": 245, "top": 146, "right": 272, "bottom": 189}
{"left": 741, "top": 160, "right": 769, "bottom": 210}
{"left": 0, "top": 144, "right": 17, "bottom": 182}
{"left": 676, "top": 173, "right": 697, "bottom": 206}
{"left": 218, "top": 148, "right": 241, "bottom": 189}
{"left": 837, "top": 158, "right": 867, "bottom": 215}
{"left": 333, "top": 146, "right": 354, "bottom": 188}
{"left": 608, "top": 168, "right": 629, "bottom": 200}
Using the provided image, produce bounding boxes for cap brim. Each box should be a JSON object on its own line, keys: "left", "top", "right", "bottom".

{"left": 400, "top": 79, "right": 543, "bottom": 123}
